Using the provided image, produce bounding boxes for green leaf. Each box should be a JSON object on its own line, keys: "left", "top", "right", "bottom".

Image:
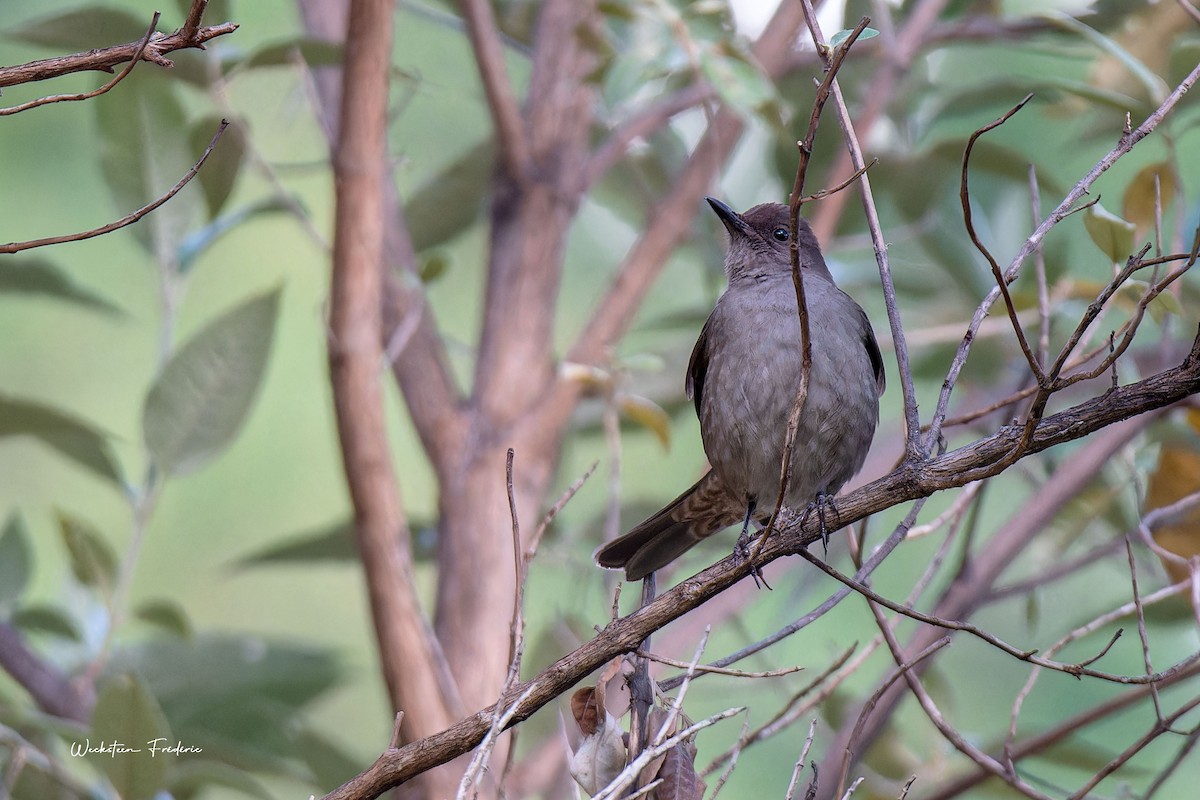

{"left": 95, "top": 71, "right": 202, "bottom": 265}
{"left": 0, "top": 396, "right": 123, "bottom": 485}
{"left": 107, "top": 634, "right": 340, "bottom": 770}
{"left": 406, "top": 141, "right": 493, "bottom": 252}
{"left": 1149, "top": 289, "right": 1184, "bottom": 323}
{"left": 0, "top": 515, "right": 32, "bottom": 616}
{"left": 294, "top": 728, "right": 363, "bottom": 791}
{"left": 57, "top": 511, "right": 118, "bottom": 594}
{"left": 11, "top": 604, "right": 81, "bottom": 641}
{"left": 1046, "top": 12, "right": 1169, "bottom": 104}
{"left": 2, "top": 7, "right": 149, "bottom": 51}
{"left": 189, "top": 115, "right": 247, "bottom": 220}
{"left": 1122, "top": 162, "right": 1176, "bottom": 235}
{"left": 177, "top": 196, "right": 296, "bottom": 271}
{"left": 0, "top": 258, "right": 123, "bottom": 315}
{"left": 829, "top": 27, "right": 879, "bottom": 49}
{"left": 89, "top": 674, "right": 172, "bottom": 800}
{"left": 1083, "top": 203, "right": 1136, "bottom": 263}
{"left": 419, "top": 252, "right": 450, "bottom": 283}
{"left": 143, "top": 288, "right": 282, "bottom": 476}
{"left": 234, "top": 520, "right": 357, "bottom": 568}
{"left": 134, "top": 599, "right": 193, "bottom": 638}
{"left": 698, "top": 43, "right": 777, "bottom": 119}
{"left": 240, "top": 37, "right": 346, "bottom": 70}
{"left": 168, "top": 759, "right": 273, "bottom": 800}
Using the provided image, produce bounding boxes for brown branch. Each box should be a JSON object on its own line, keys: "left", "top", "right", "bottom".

{"left": 325, "top": 4, "right": 461, "bottom": 799}
{"left": 180, "top": 0, "right": 209, "bottom": 41}
{"left": 298, "top": 0, "right": 468, "bottom": 467}
{"left": 0, "top": 622, "right": 93, "bottom": 724}
{"left": 795, "top": 547, "right": 1194, "bottom": 684}
{"left": 798, "top": 0, "right": 924, "bottom": 459}
{"left": 759, "top": 15, "right": 873, "bottom": 560}
{"left": 0, "top": 13, "right": 160, "bottom": 116}
{"left": 925, "top": 658, "right": 1200, "bottom": 799}
{"left": 960, "top": 94, "right": 1044, "bottom": 383}
{"left": 321, "top": 333, "right": 1200, "bottom": 800}
{"left": 0, "top": 21, "right": 237, "bottom": 89}
{"left": 458, "top": 0, "right": 531, "bottom": 179}
{"left": 0, "top": 121, "right": 229, "bottom": 254}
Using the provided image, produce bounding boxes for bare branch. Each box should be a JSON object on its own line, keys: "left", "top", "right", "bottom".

{"left": 0, "top": 121, "right": 228, "bottom": 254}
{"left": 458, "top": 0, "right": 531, "bottom": 178}
{"left": 0, "top": 20, "right": 237, "bottom": 88}
{"left": 0, "top": 13, "right": 160, "bottom": 116}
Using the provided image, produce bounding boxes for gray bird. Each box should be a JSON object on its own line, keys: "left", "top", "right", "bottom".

{"left": 595, "top": 198, "right": 885, "bottom": 581}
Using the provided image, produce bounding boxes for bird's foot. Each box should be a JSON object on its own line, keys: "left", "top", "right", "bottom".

{"left": 802, "top": 493, "right": 841, "bottom": 557}
{"left": 734, "top": 526, "right": 772, "bottom": 590}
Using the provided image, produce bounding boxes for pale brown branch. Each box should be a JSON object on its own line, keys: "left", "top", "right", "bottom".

{"left": 458, "top": 0, "right": 531, "bottom": 178}
{"left": 0, "top": 13, "right": 160, "bottom": 115}
{"left": 0, "top": 21, "right": 237, "bottom": 88}
{"left": 0, "top": 120, "right": 228, "bottom": 254}
{"left": 326, "top": 6, "right": 461, "bottom": 799}
{"left": 0, "top": 622, "right": 93, "bottom": 723}
{"left": 180, "top": 0, "right": 209, "bottom": 41}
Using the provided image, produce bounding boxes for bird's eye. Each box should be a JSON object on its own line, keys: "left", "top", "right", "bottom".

{"left": 772, "top": 227, "right": 790, "bottom": 242}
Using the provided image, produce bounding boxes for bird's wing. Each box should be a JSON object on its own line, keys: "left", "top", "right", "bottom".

{"left": 685, "top": 315, "right": 713, "bottom": 416}
{"left": 859, "top": 306, "right": 886, "bottom": 396}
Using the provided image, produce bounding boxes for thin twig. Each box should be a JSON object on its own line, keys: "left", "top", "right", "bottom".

{"left": 796, "top": 548, "right": 1198, "bottom": 684}
{"left": 960, "top": 94, "right": 1044, "bottom": 383}
{"left": 758, "top": 14, "right": 873, "bottom": 560}
{"left": 0, "top": 121, "right": 229, "bottom": 254}
{"left": 634, "top": 650, "right": 804, "bottom": 679}
{"left": 0, "top": 13, "right": 161, "bottom": 115}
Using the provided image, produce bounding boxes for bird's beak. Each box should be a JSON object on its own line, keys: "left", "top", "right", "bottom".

{"left": 706, "top": 197, "right": 751, "bottom": 237}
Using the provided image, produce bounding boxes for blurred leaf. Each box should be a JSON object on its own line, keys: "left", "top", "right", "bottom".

{"left": 568, "top": 687, "right": 626, "bottom": 794}
{"left": 189, "top": 115, "right": 247, "bottom": 220}
{"left": 1145, "top": 443, "right": 1200, "bottom": 585}
{"left": 96, "top": 71, "right": 202, "bottom": 265}
{"left": 107, "top": 634, "right": 341, "bottom": 770}
{"left": 56, "top": 511, "right": 117, "bottom": 594}
{"left": 1122, "top": 162, "right": 1176, "bottom": 237}
{"left": 177, "top": 196, "right": 296, "bottom": 271}
{"left": 293, "top": 728, "right": 362, "bottom": 791}
{"left": 1047, "top": 11, "right": 1168, "bottom": 103}
{"left": 698, "top": 43, "right": 777, "bottom": 119}
{"left": 134, "top": 599, "right": 193, "bottom": 638}
{"left": 0, "top": 258, "right": 123, "bottom": 315}
{"left": 405, "top": 141, "right": 493, "bottom": 252}
{"left": 11, "top": 604, "right": 81, "bottom": 641}
{"left": 241, "top": 38, "right": 345, "bottom": 70}
{"left": 1083, "top": 203, "right": 1135, "bottom": 263}
{"left": 168, "top": 759, "right": 273, "bottom": 800}
{"left": 234, "top": 520, "right": 356, "bottom": 568}
{"left": 0, "top": 515, "right": 32, "bottom": 616}
{"left": 419, "top": 252, "right": 450, "bottom": 283}
{"left": 654, "top": 739, "right": 705, "bottom": 800}
{"left": 2, "top": 7, "right": 148, "bottom": 51}
{"left": 89, "top": 674, "right": 172, "bottom": 800}
{"left": 618, "top": 394, "right": 671, "bottom": 449}
{"left": 829, "top": 26, "right": 879, "bottom": 49}
{"left": 0, "top": 396, "right": 122, "bottom": 485}
{"left": 143, "top": 288, "right": 281, "bottom": 476}
{"left": 1148, "top": 289, "right": 1183, "bottom": 323}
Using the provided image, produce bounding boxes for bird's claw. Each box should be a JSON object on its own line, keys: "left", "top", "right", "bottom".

{"left": 802, "top": 493, "right": 840, "bottom": 556}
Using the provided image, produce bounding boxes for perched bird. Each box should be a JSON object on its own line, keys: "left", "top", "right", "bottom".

{"left": 595, "top": 198, "right": 885, "bottom": 581}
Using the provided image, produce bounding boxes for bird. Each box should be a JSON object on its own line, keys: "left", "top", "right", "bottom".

{"left": 594, "top": 197, "right": 885, "bottom": 581}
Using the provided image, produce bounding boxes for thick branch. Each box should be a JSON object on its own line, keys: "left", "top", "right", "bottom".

{"left": 326, "top": 4, "right": 460, "bottom": 794}
{"left": 323, "top": 332, "right": 1200, "bottom": 800}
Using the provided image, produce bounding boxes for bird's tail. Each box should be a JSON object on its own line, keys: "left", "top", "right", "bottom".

{"left": 594, "top": 472, "right": 741, "bottom": 581}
